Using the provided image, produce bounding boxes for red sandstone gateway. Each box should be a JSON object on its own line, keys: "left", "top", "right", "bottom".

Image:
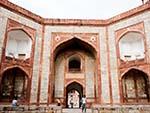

{"left": 0, "top": 1, "right": 149, "bottom": 112}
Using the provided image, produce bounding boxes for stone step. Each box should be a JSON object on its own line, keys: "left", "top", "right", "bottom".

{"left": 62, "top": 108, "right": 92, "bottom": 113}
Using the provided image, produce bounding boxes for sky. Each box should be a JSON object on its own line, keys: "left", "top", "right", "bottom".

{"left": 8, "top": 0, "right": 143, "bottom": 19}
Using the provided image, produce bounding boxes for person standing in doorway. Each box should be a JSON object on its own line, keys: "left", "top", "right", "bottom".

{"left": 70, "top": 96, "right": 74, "bottom": 108}
{"left": 81, "top": 95, "right": 86, "bottom": 113}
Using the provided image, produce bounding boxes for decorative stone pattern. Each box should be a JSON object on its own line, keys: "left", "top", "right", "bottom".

{"left": 51, "top": 32, "right": 99, "bottom": 52}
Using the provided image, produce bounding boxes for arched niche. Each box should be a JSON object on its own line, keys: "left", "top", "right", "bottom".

{"left": 121, "top": 69, "right": 149, "bottom": 103}
{"left": 0, "top": 67, "right": 29, "bottom": 103}
{"left": 68, "top": 54, "right": 81, "bottom": 72}
{"left": 119, "top": 32, "right": 145, "bottom": 61}
{"left": 6, "top": 29, "right": 32, "bottom": 60}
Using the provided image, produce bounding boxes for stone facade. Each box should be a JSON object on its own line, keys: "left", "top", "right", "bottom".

{"left": 0, "top": 0, "right": 149, "bottom": 109}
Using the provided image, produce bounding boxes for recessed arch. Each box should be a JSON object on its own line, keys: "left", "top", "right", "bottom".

{"left": 117, "top": 30, "right": 145, "bottom": 42}
{"left": 66, "top": 81, "right": 83, "bottom": 108}
{"left": 7, "top": 28, "right": 33, "bottom": 41}
{"left": 53, "top": 37, "right": 97, "bottom": 60}
{"left": 118, "top": 31, "right": 145, "bottom": 61}
{"left": 1, "top": 66, "right": 30, "bottom": 78}
{"left": 121, "top": 68, "right": 149, "bottom": 103}
{"left": 68, "top": 54, "right": 81, "bottom": 72}
{"left": 65, "top": 80, "right": 85, "bottom": 88}
{"left": 0, "top": 67, "right": 29, "bottom": 103}
{"left": 52, "top": 36, "right": 97, "bottom": 106}
{"left": 6, "top": 29, "right": 32, "bottom": 59}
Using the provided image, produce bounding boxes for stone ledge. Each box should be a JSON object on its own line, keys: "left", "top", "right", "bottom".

{"left": 92, "top": 104, "right": 150, "bottom": 113}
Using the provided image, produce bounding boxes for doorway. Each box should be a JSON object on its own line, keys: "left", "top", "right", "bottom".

{"left": 66, "top": 82, "right": 83, "bottom": 108}
{"left": 0, "top": 67, "right": 28, "bottom": 102}
{"left": 122, "top": 69, "right": 149, "bottom": 103}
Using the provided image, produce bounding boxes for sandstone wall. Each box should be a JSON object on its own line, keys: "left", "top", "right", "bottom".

{"left": 0, "top": 7, "right": 43, "bottom": 104}
{"left": 0, "top": 3, "right": 149, "bottom": 106}
{"left": 107, "top": 11, "right": 150, "bottom": 103}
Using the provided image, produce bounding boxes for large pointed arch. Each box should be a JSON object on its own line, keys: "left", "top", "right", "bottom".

{"left": 53, "top": 37, "right": 97, "bottom": 59}
{"left": 48, "top": 36, "right": 98, "bottom": 104}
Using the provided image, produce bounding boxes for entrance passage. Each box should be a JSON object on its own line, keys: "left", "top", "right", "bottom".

{"left": 66, "top": 82, "right": 83, "bottom": 108}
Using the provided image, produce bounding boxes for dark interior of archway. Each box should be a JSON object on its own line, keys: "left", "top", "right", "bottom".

{"left": 54, "top": 38, "right": 96, "bottom": 60}
{"left": 123, "top": 69, "right": 148, "bottom": 80}
{"left": 66, "top": 82, "right": 83, "bottom": 108}
{"left": 122, "top": 69, "right": 149, "bottom": 103}
{"left": 0, "top": 67, "right": 27, "bottom": 102}
{"left": 69, "top": 59, "right": 81, "bottom": 71}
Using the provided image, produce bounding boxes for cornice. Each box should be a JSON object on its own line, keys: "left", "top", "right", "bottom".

{"left": 0, "top": 0, "right": 44, "bottom": 24}
{"left": 0, "top": 0, "right": 150, "bottom": 26}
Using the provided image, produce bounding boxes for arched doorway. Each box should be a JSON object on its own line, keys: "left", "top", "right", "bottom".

{"left": 66, "top": 82, "right": 83, "bottom": 108}
{"left": 122, "top": 69, "right": 149, "bottom": 103}
{"left": 53, "top": 37, "right": 97, "bottom": 106}
{"left": 0, "top": 67, "right": 28, "bottom": 103}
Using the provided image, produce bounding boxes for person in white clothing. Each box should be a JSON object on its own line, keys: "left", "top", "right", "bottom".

{"left": 81, "top": 95, "right": 86, "bottom": 113}
{"left": 12, "top": 97, "right": 18, "bottom": 107}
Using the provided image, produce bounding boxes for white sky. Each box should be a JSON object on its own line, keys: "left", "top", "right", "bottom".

{"left": 8, "top": 0, "right": 143, "bottom": 19}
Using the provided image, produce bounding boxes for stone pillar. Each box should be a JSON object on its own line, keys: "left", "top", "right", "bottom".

{"left": 108, "top": 27, "right": 120, "bottom": 103}
{"left": 144, "top": 19, "right": 150, "bottom": 63}
{"left": 144, "top": 18, "right": 150, "bottom": 98}
{"left": 85, "top": 56, "right": 95, "bottom": 99}
{"left": 54, "top": 56, "right": 65, "bottom": 98}
{"left": 39, "top": 26, "right": 51, "bottom": 104}
{"left": 30, "top": 30, "right": 42, "bottom": 104}
{"left": 0, "top": 16, "right": 7, "bottom": 61}
{"left": 99, "top": 28, "right": 111, "bottom": 103}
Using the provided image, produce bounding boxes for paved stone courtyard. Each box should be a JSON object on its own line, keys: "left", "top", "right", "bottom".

{"left": 1, "top": 105, "right": 150, "bottom": 113}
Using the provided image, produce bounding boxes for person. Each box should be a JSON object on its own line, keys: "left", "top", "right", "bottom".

{"left": 70, "top": 97, "right": 73, "bottom": 108}
{"left": 81, "top": 95, "right": 86, "bottom": 113}
{"left": 12, "top": 97, "right": 19, "bottom": 107}
{"left": 57, "top": 99, "right": 61, "bottom": 106}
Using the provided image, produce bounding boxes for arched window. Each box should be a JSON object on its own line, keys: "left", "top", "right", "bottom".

{"left": 122, "top": 69, "right": 149, "bottom": 103}
{"left": 119, "top": 32, "right": 145, "bottom": 61}
{"left": 68, "top": 56, "right": 81, "bottom": 72}
{"left": 6, "top": 30, "right": 32, "bottom": 60}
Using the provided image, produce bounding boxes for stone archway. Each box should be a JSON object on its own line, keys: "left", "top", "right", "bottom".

{"left": 122, "top": 69, "right": 149, "bottom": 103}
{"left": 52, "top": 37, "right": 97, "bottom": 106}
{"left": 66, "top": 82, "right": 83, "bottom": 108}
{"left": 0, "top": 67, "right": 28, "bottom": 103}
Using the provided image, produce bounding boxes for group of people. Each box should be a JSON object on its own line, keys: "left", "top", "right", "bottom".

{"left": 12, "top": 95, "right": 87, "bottom": 113}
